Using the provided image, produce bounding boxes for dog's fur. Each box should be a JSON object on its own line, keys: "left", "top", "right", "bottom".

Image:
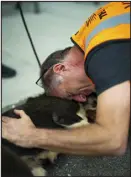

{"left": 2, "top": 93, "right": 97, "bottom": 176}
{"left": 2, "top": 146, "right": 34, "bottom": 177}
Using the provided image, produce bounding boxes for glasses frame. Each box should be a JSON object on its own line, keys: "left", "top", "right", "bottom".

{"left": 35, "top": 74, "right": 44, "bottom": 88}
{"left": 35, "top": 67, "right": 51, "bottom": 89}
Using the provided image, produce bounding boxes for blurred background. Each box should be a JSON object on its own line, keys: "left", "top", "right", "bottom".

{"left": 2, "top": 1, "right": 107, "bottom": 108}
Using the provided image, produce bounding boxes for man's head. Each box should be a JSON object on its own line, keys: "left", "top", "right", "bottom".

{"left": 40, "top": 46, "right": 95, "bottom": 102}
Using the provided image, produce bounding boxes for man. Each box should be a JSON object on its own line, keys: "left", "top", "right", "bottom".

{"left": 2, "top": 2, "right": 130, "bottom": 156}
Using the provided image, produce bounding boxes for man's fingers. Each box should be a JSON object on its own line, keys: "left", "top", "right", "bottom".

{"left": 14, "top": 109, "right": 29, "bottom": 119}
{"left": 2, "top": 123, "right": 8, "bottom": 137}
{"left": 2, "top": 126, "right": 6, "bottom": 138}
{"left": 14, "top": 109, "right": 25, "bottom": 116}
{"left": 2, "top": 124, "right": 15, "bottom": 143}
{"left": 2, "top": 116, "right": 12, "bottom": 123}
{"left": 2, "top": 120, "right": 11, "bottom": 138}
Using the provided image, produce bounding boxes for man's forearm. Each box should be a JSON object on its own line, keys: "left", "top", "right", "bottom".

{"left": 32, "top": 123, "right": 116, "bottom": 156}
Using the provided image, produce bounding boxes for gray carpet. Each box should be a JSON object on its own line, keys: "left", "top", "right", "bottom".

{"left": 47, "top": 123, "right": 131, "bottom": 176}
{"left": 46, "top": 145, "right": 130, "bottom": 176}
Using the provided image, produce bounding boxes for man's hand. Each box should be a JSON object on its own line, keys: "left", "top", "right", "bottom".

{"left": 2, "top": 109, "right": 36, "bottom": 148}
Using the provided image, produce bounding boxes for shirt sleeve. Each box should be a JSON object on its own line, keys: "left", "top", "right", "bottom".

{"left": 84, "top": 40, "right": 130, "bottom": 96}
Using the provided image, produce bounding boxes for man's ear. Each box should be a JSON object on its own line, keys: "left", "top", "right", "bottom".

{"left": 53, "top": 63, "right": 66, "bottom": 74}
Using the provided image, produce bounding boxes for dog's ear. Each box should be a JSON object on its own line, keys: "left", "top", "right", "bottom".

{"left": 52, "top": 112, "right": 58, "bottom": 122}
{"left": 52, "top": 112, "right": 65, "bottom": 125}
{"left": 52, "top": 112, "right": 66, "bottom": 128}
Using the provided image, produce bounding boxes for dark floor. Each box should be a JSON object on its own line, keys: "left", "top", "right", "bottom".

{"left": 46, "top": 145, "right": 130, "bottom": 176}
{"left": 2, "top": 102, "right": 130, "bottom": 176}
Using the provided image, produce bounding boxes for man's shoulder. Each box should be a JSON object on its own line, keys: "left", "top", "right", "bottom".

{"left": 84, "top": 39, "right": 130, "bottom": 95}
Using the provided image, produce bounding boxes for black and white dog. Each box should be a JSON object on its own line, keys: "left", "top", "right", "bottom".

{"left": 2, "top": 92, "right": 97, "bottom": 176}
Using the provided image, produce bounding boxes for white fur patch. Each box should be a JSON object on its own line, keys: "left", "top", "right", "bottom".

{"left": 36, "top": 151, "right": 58, "bottom": 163}
{"left": 76, "top": 103, "right": 87, "bottom": 121}
{"left": 67, "top": 119, "right": 89, "bottom": 128}
{"left": 31, "top": 167, "right": 47, "bottom": 176}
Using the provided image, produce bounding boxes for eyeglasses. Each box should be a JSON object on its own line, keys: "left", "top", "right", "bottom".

{"left": 35, "top": 74, "right": 44, "bottom": 88}
{"left": 35, "top": 67, "right": 52, "bottom": 89}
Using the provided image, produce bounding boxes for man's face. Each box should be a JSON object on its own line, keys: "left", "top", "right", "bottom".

{"left": 50, "top": 46, "right": 95, "bottom": 102}
{"left": 51, "top": 77, "right": 95, "bottom": 102}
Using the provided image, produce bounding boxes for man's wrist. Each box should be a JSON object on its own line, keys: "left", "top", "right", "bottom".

{"left": 30, "top": 128, "right": 48, "bottom": 148}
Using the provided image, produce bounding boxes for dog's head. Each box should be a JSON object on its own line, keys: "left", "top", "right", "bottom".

{"left": 23, "top": 94, "right": 82, "bottom": 128}
{"left": 52, "top": 93, "right": 97, "bottom": 127}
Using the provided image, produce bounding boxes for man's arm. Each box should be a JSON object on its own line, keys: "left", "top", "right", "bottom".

{"left": 32, "top": 81, "right": 130, "bottom": 156}
{"left": 2, "top": 81, "right": 130, "bottom": 156}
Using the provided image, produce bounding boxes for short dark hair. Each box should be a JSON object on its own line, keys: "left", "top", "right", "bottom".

{"left": 40, "top": 47, "right": 72, "bottom": 94}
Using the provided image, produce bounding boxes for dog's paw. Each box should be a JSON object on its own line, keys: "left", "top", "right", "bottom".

{"left": 31, "top": 167, "right": 47, "bottom": 176}
{"left": 46, "top": 151, "right": 58, "bottom": 163}
{"left": 36, "top": 151, "right": 58, "bottom": 164}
